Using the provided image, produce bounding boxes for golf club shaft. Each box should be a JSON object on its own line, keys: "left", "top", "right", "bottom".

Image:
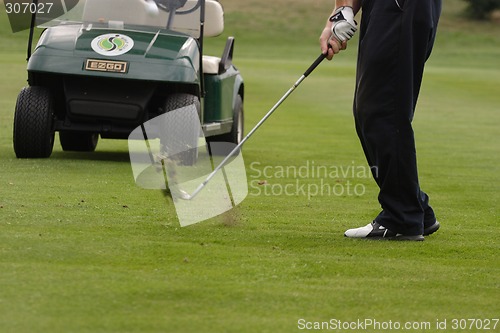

{"left": 185, "top": 52, "right": 328, "bottom": 200}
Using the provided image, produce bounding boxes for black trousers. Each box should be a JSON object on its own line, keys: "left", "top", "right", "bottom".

{"left": 354, "top": 0, "right": 442, "bottom": 235}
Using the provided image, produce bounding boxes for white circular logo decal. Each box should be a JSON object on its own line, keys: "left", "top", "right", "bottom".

{"left": 91, "top": 34, "right": 134, "bottom": 56}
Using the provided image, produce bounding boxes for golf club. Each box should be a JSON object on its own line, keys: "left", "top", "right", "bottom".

{"left": 173, "top": 51, "right": 329, "bottom": 200}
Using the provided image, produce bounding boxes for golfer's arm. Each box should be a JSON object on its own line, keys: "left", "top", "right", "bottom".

{"left": 335, "top": 0, "right": 361, "bottom": 15}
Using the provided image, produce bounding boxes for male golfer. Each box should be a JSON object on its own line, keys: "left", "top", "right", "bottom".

{"left": 319, "top": 0, "right": 442, "bottom": 240}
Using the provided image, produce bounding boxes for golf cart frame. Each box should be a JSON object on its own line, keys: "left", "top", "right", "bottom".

{"left": 13, "top": 0, "right": 244, "bottom": 158}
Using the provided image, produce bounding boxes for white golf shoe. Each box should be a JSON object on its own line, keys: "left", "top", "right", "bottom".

{"left": 344, "top": 221, "right": 424, "bottom": 241}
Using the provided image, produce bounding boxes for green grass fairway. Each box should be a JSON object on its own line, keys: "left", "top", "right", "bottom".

{"left": 1, "top": 1, "right": 499, "bottom": 332}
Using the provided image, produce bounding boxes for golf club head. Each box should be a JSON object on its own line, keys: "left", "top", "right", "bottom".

{"left": 175, "top": 189, "right": 192, "bottom": 200}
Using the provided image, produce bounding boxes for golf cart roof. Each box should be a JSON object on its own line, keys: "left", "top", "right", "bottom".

{"left": 36, "top": 0, "right": 224, "bottom": 38}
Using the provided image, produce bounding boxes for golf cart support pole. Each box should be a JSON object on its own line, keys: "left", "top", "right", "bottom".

{"left": 178, "top": 52, "right": 328, "bottom": 200}
{"left": 27, "top": 0, "right": 39, "bottom": 61}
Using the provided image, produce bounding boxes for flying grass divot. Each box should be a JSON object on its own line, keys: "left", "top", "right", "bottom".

{"left": 128, "top": 107, "right": 248, "bottom": 227}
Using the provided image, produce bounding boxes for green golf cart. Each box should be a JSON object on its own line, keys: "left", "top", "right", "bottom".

{"left": 13, "top": 0, "right": 244, "bottom": 158}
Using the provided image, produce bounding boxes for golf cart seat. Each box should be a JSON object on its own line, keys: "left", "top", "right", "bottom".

{"left": 82, "top": 0, "right": 224, "bottom": 37}
{"left": 203, "top": 36, "right": 234, "bottom": 75}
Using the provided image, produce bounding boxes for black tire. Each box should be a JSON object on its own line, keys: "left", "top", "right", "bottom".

{"left": 161, "top": 93, "right": 201, "bottom": 165}
{"left": 13, "top": 86, "right": 55, "bottom": 158}
{"left": 60, "top": 132, "right": 99, "bottom": 152}
{"left": 228, "top": 94, "right": 244, "bottom": 145}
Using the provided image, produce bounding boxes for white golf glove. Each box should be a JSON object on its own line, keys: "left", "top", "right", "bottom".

{"left": 329, "top": 6, "right": 357, "bottom": 42}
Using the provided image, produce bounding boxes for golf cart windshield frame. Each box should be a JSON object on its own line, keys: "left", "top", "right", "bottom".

{"left": 35, "top": 0, "right": 205, "bottom": 35}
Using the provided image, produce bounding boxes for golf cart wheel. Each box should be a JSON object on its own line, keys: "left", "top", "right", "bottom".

{"left": 226, "top": 94, "right": 244, "bottom": 145}
{"left": 59, "top": 132, "right": 99, "bottom": 152}
{"left": 13, "top": 86, "right": 55, "bottom": 158}
{"left": 162, "top": 93, "right": 201, "bottom": 165}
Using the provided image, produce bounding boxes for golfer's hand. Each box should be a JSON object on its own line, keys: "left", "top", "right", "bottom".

{"left": 330, "top": 6, "right": 357, "bottom": 43}
{"left": 320, "top": 26, "right": 346, "bottom": 61}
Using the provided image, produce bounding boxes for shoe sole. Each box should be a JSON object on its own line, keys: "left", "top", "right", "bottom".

{"left": 423, "top": 221, "right": 440, "bottom": 236}
{"left": 390, "top": 234, "right": 425, "bottom": 241}
{"left": 344, "top": 234, "right": 425, "bottom": 241}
